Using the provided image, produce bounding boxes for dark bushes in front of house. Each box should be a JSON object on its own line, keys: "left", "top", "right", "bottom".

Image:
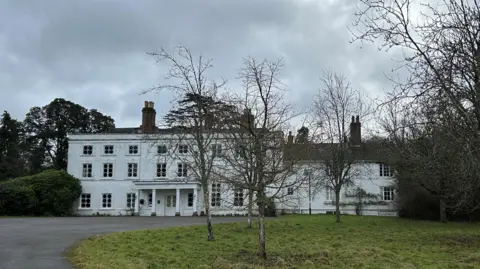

{"left": 0, "top": 169, "right": 82, "bottom": 216}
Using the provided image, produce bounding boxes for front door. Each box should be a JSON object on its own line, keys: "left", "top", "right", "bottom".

{"left": 165, "top": 195, "right": 176, "bottom": 216}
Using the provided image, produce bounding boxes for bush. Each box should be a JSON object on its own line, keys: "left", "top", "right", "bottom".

{"left": 0, "top": 169, "right": 82, "bottom": 216}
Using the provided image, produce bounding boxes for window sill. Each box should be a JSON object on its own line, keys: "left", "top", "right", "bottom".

{"left": 98, "top": 208, "right": 114, "bottom": 211}
{"left": 101, "top": 154, "right": 116, "bottom": 157}
{"left": 77, "top": 208, "right": 92, "bottom": 210}
{"left": 126, "top": 154, "right": 140, "bottom": 156}
{"left": 100, "top": 178, "right": 115, "bottom": 180}
{"left": 80, "top": 155, "right": 95, "bottom": 157}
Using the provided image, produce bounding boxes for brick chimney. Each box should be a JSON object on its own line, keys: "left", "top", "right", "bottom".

{"left": 140, "top": 101, "right": 156, "bottom": 133}
{"left": 287, "top": 131, "right": 294, "bottom": 145}
{"left": 240, "top": 108, "right": 255, "bottom": 130}
{"left": 349, "top": 115, "right": 361, "bottom": 145}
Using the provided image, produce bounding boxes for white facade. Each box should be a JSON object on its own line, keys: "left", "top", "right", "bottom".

{"left": 278, "top": 162, "right": 396, "bottom": 216}
{"left": 67, "top": 133, "right": 256, "bottom": 216}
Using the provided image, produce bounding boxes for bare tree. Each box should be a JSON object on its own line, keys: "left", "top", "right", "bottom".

{"left": 309, "top": 70, "right": 373, "bottom": 223}
{"left": 215, "top": 57, "right": 303, "bottom": 258}
{"left": 145, "top": 45, "right": 232, "bottom": 240}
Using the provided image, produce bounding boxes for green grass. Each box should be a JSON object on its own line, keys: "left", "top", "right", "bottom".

{"left": 68, "top": 215, "right": 480, "bottom": 269}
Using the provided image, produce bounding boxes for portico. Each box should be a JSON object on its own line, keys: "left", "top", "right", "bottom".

{"left": 133, "top": 181, "right": 201, "bottom": 216}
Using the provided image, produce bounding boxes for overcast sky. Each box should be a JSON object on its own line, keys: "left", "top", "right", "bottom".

{"left": 0, "top": 0, "right": 401, "bottom": 131}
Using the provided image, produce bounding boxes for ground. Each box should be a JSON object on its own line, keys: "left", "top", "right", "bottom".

{"left": 0, "top": 216, "right": 243, "bottom": 269}
{"left": 68, "top": 215, "right": 480, "bottom": 269}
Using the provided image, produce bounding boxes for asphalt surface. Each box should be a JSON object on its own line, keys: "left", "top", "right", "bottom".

{"left": 0, "top": 216, "right": 244, "bottom": 269}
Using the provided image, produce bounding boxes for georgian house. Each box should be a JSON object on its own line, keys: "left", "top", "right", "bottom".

{"left": 67, "top": 101, "right": 396, "bottom": 216}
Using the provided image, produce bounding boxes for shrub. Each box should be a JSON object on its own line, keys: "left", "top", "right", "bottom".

{"left": 0, "top": 169, "right": 82, "bottom": 216}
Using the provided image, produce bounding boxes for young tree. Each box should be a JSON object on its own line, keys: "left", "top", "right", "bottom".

{"left": 217, "top": 57, "right": 303, "bottom": 258}
{"left": 309, "top": 70, "right": 373, "bottom": 223}
{"left": 146, "top": 46, "right": 232, "bottom": 241}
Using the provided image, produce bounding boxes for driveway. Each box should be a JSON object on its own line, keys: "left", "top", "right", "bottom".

{"left": 0, "top": 217, "right": 244, "bottom": 269}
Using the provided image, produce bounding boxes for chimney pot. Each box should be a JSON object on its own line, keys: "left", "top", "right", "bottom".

{"left": 144, "top": 101, "right": 149, "bottom": 107}
{"left": 356, "top": 115, "right": 359, "bottom": 123}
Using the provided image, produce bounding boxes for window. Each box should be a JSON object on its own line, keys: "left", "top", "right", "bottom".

{"left": 234, "top": 188, "right": 244, "bottom": 206}
{"left": 128, "top": 145, "right": 139, "bottom": 154}
{"left": 287, "top": 187, "right": 294, "bottom": 195}
{"left": 83, "top": 145, "right": 93, "bottom": 155}
{"left": 80, "top": 193, "right": 91, "bottom": 208}
{"left": 380, "top": 163, "right": 394, "bottom": 177}
{"left": 325, "top": 187, "right": 334, "bottom": 201}
{"left": 178, "top": 144, "right": 188, "bottom": 154}
{"left": 148, "top": 193, "right": 152, "bottom": 207}
{"left": 104, "top": 145, "right": 114, "bottom": 155}
{"left": 157, "top": 145, "right": 167, "bottom": 154}
{"left": 188, "top": 193, "right": 194, "bottom": 207}
{"left": 103, "top": 163, "right": 113, "bottom": 178}
{"left": 102, "top": 193, "right": 112, "bottom": 208}
{"left": 82, "top": 163, "right": 92, "bottom": 178}
{"left": 157, "top": 163, "right": 167, "bottom": 178}
{"left": 211, "top": 183, "right": 221, "bottom": 207}
{"left": 212, "top": 144, "right": 222, "bottom": 157}
{"left": 235, "top": 145, "right": 246, "bottom": 158}
{"left": 177, "top": 163, "right": 187, "bottom": 177}
{"left": 382, "top": 187, "right": 395, "bottom": 201}
{"left": 127, "top": 163, "right": 138, "bottom": 178}
{"left": 126, "top": 193, "right": 136, "bottom": 208}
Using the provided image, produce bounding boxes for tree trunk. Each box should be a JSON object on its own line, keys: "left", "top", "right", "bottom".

{"left": 258, "top": 195, "right": 266, "bottom": 259}
{"left": 247, "top": 189, "right": 253, "bottom": 229}
{"left": 204, "top": 188, "right": 214, "bottom": 241}
{"left": 335, "top": 190, "right": 341, "bottom": 223}
{"left": 439, "top": 197, "right": 447, "bottom": 223}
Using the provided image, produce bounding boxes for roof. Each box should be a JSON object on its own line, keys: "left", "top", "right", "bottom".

{"left": 284, "top": 140, "right": 396, "bottom": 163}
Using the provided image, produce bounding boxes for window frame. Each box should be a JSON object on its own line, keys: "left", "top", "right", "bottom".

{"left": 379, "top": 163, "right": 394, "bottom": 177}
{"left": 287, "top": 187, "right": 294, "bottom": 195}
{"left": 104, "top": 145, "right": 114, "bottom": 155}
{"left": 156, "top": 163, "right": 167, "bottom": 178}
{"left": 212, "top": 144, "right": 222, "bottom": 157}
{"left": 325, "top": 187, "right": 334, "bottom": 201}
{"left": 82, "top": 163, "right": 93, "bottom": 178}
{"left": 127, "top": 162, "right": 139, "bottom": 178}
{"left": 187, "top": 192, "right": 194, "bottom": 207}
{"left": 102, "top": 163, "right": 114, "bottom": 178}
{"left": 127, "top": 145, "right": 139, "bottom": 155}
{"left": 126, "top": 193, "right": 136, "bottom": 209}
{"left": 233, "top": 188, "right": 244, "bottom": 207}
{"left": 178, "top": 144, "right": 189, "bottom": 154}
{"left": 177, "top": 163, "right": 187, "bottom": 177}
{"left": 101, "top": 193, "right": 113, "bottom": 209}
{"left": 211, "top": 183, "right": 221, "bottom": 207}
{"left": 382, "top": 186, "right": 395, "bottom": 201}
{"left": 79, "top": 193, "right": 91, "bottom": 209}
{"left": 82, "top": 145, "right": 94, "bottom": 156}
{"left": 157, "top": 145, "right": 168, "bottom": 154}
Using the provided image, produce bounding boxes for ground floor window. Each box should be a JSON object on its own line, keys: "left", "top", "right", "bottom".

{"left": 102, "top": 193, "right": 112, "bottom": 208}
{"left": 80, "top": 193, "right": 91, "bottom": 208}
{"left": 211, "top": 183, "right": 221, "bottom": 207}
{"left": 325, "top": 187, "right": 334, "bottom": 201}
{"left": 234, "top": 188, "right": 244, "bottom": 206}
{"left": 188, "top": 193, "right": 194, "bottom": 207}
{"left": 148, "top": 193, "right": 153, "bottom": 207}
{"left": 287, "top": 187, "right": 294, "bottom": 195}
{"left": 382, "top": 187, "right": 395, "bottom": 201}
{"left": 126, "top": 193, "right": 136, "bottom": 208}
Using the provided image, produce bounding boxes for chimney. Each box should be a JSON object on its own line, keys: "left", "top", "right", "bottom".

{"left": 204, "top": 113, "right": 214, "bottom": 129}
{"left": 349, "top": 115, "right": 361, "bottom": 145}
{"left": 140, "top": 101, "right": 156, "bottom": 133}
{"left": 240, "top": 108, "right": 255, "bottom": 130}
{"left": 287, "top": 131, "right": 294, "bottom": 145}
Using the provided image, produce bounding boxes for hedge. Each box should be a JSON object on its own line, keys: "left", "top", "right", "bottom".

{"left": 0, "top": 169, "right": 82, "bottom": 216}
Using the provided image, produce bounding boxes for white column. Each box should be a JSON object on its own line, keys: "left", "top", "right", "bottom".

{"left": 175, "top": 188, "right": 180, "bottom": 216}
{"left": 193, "top": 188, "right": 198, "bottom": 216}
{"left": 151, "top": 189, "right": 156, "bottom": 216}
{"left": 134, "top": 189, "right": 140, "bottom": 215}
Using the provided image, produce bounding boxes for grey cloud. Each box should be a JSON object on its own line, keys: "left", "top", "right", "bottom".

{"left": 0, "top": 0, "right": 401, "bottom": 129}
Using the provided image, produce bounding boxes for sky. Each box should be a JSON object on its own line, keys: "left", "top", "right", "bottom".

{"left": 0, "top": 0, "right": 403, "bottom": 132}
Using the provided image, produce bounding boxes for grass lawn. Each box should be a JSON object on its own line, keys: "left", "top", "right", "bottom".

{"left": 68, "top": 215, "right": 480, "bottom": 269}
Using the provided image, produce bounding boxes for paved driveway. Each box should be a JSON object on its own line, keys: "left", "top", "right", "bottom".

{"left": 0, "top": 217, "right": 244, "bottom": 269}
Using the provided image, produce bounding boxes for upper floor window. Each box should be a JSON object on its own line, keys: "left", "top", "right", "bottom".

{"left": 178, "top": 144, "right": 188, "bottom": 154}
{"left": 128, "top": 145, "right": 139, "bottom": 155}
{"left": 177, "top": 163, "right": 187, "bottom": 177}
{"left": 103, "top": 163, "right": 114, "bottom": 178}
{"left": 104, "top": 145, "right": 114, "bottom": 155}
{"left": 287, "top": 187, "right": 294, "bottom": 195}
{"left": 157, "top": 163, "right": 167, "bottom": 178}
{"left": 379, "top": 163, "right": 394, "bottom": 177}
{"left": 157, "top": 145, "right": 167, "bottom": 154}
{"left": 382, "top": 187, "right": 395, "bottom": 201}
{"left": 127, "top": 163, "right": 138, "bottom": 178}
{"left": 82, "top": 163, "right": 93, "bottom": 178}
{"left": 83, "top": 145, "right": 93, "bottom": 155}
{"left": 212, "top": 144, "right": 222, "bottom": 157}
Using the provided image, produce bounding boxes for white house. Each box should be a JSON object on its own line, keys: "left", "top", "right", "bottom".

{"left": 67, "top": 101, "right": 396, "bottom": 216}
